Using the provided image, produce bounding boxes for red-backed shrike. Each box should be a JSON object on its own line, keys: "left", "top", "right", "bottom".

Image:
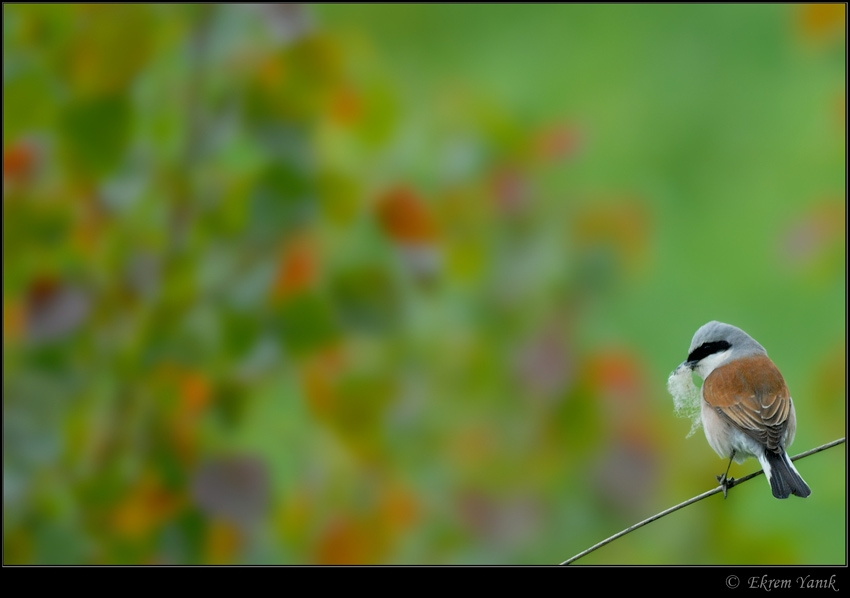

{"left": 671, "top": 321, "right": 811, "bottom": 499}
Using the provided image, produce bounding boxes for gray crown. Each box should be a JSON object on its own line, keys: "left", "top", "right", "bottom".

{"left": 689, "top": 320, "right": 767, "bottom": 359}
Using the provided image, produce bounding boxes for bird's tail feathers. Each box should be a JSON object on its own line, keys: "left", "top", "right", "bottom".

{"left": 760, "top": 449, "right": 811, "bottom": 499}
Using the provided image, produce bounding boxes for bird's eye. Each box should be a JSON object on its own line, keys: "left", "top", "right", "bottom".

{"left": 687, "top": 340, "right": 731, "bottom": 363}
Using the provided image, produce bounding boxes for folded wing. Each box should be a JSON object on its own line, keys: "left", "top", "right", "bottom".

{"left": 702, "top": 355, "right": 791, "bottom": 452}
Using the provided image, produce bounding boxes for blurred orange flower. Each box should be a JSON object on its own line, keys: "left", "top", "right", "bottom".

{"left": 3, "top": 298, "right": 26, "bottom": 344}
{"left": 271, "top": 235, "right": 320, "bottom": 302}
{"left": 376, "top": 186, "right": 438, "bottom": 244}
{"left": 204, "top": 519, "right": 243, "bottom": 564}
{"left": 315, "top": 515, "right": 382, "bottom": 564}
{"left": 179, "top": 370, "right": 212, "bottom": 415}
{"left": 329, "top": 84, "right": 363, "bottom": 126}
{"left": 3, "top": 141, "right": 38, "bottom": 182}
{"left": 532, "top": 122, "right": 583, "bottom": 163}
{"left": 380, "top": 482, "right": 419, "bottom": 531}
{"left": 110, "top": 472, "right": 184, "bottom": 541}
{"left": 796, "top": 3, "right": 845, "bottom": 41}
{"left": 300, "top": 344, "right": 346, "bottom": 418}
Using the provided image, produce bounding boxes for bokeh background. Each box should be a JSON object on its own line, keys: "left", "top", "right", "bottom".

{"left": 3, "top": 3, "right": 845, "bottom": 565}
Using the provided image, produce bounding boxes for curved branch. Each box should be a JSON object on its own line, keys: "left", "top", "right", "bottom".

{"left": 560, "top": 437, "right": 846, "bottom": 565}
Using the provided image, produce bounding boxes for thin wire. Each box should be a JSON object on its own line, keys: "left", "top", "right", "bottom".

{"left": 560, "top": 437, "right": 846, "bottom": 565}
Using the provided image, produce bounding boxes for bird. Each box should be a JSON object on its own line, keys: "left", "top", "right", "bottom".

{"left": 671, "top": 321, "right": 811, "bottom": 499}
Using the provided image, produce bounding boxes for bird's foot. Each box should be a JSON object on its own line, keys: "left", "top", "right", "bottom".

{"left": 715, "top": 473, "right": 736, "bottom": 499}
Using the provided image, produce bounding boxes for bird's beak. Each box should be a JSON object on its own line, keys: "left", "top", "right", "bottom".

{"left": 674, "top": 361, "right": 695, "bottom": 375}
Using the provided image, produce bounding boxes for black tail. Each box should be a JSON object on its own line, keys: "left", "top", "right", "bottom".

{"left": 763, "top": 450, "right": 811, "bottom": 499}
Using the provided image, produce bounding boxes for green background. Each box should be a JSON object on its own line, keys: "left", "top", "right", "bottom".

{"left": 3, "top": 3, "right": 845, "bottom": 564}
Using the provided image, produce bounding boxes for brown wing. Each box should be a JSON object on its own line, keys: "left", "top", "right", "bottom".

{"left": 702, "top": 355, "right": 791, "bottom": 452}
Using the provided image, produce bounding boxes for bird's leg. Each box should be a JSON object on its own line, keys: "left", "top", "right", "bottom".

{"left": 716, "top": 451, "right": 736, "bottom": 499}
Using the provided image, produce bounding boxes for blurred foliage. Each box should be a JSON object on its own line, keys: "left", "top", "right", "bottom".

{"left": 3, "top": 4, "right": 845, "bottom": 564}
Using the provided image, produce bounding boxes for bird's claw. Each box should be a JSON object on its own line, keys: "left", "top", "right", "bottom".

{"left": 716, "top": 473, "right": 736, "bottom": 499}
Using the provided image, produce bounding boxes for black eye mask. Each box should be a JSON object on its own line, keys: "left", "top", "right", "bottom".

{"left": 687, "top": 340, "right": 731, "bottom": 364}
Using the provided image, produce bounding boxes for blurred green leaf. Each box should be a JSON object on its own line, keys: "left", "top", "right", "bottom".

{"left": 249, "top": 161, "right": 318, "bottom": 240}
{"left": 331, "top": 265, "right": 401, "bottom": 334}
{"left": 220, "top": 308, "right": 261, "bottom": 360}
{"left": 59, "top": 94, "right": 132, "bottom": 178}
{"left": 275, "top": 292, "right": 340, "bottom": 356}
{"left": 3, "top": 66, "right": 56, "bottom": 143}
{"left": 317, "top": 170, "right": 362, "bottom": 226}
